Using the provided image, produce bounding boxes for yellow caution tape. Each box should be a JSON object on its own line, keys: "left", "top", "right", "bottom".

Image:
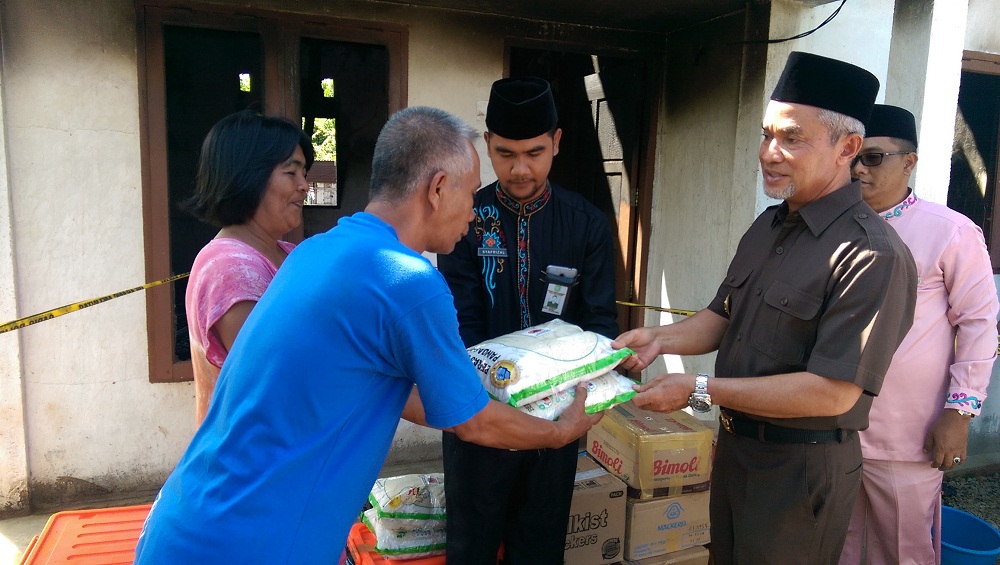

{"left": 0, "top": 273, "right": 190, "bottom": 335}
{"left": 616, "top": 301, "right": 696, "bottom": 317}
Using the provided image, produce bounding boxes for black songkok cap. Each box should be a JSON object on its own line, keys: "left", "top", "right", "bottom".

{"left": 485, "top": 77, "right": 558, "bottom": 140}
{"left": 770, "top": 51, "right": 880, "bottom": 126}
{"left": 866, "top": 104, "right": 918, "bottom": 147}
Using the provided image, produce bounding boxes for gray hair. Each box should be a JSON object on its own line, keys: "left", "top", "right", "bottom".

{"left": 817, "top": 108, "right": 866, "bottom": 144}
{"left": 370, "top": 106, "right": 478, "bottom": 202}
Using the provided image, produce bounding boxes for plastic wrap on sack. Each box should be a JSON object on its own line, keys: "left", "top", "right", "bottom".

{"left": 467, "top": 320, "right": 633, "bottom": 407}
{"left": 518, "top": 370, "right": 637, "bottom": 421}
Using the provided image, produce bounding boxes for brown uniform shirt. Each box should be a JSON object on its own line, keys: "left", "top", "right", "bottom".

{"left": 708, "top": 181, "right": 917, "bottom": 431}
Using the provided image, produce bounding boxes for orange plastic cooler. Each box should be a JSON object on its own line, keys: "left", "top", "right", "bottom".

{"left": 18, "top": 504, "right": 151, "bottom": 565}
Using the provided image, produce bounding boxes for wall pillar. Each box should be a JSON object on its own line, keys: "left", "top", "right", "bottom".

{"left": 887, "top": 0, "right": 970, "bottom": 204}
{"left": 0, "top": 5, "right": 31, "bottom": 515}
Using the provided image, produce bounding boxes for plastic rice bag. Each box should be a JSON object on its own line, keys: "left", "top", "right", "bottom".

{"left": 362, "top": 508, "right": 446, "bottom": 559}
{"left": 517, "top": 370, "right": 637, "bottom": 421}
{"left": 368, "top": 473, "right": 446, "bottom": 520}
{"left": 467, "top": 319, "right": 633, "bottom": 407}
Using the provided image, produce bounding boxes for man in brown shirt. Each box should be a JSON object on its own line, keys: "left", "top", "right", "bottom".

{"left": 614, "top": 52, "right": 918, "bottom": 564}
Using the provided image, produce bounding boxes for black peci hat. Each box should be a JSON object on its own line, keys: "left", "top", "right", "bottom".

{"left": 770, "top": 51, "right": 880, "bottom": 126}
{"left": 485, "top": 77, "right": 558, "bottom": 140}
{"left": 866, "top": 104, "right": 918, "bottom": 147}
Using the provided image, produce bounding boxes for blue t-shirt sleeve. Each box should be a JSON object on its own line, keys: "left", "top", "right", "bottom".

{"left": 389, "top": 292, "right": 489, "bottom": 429}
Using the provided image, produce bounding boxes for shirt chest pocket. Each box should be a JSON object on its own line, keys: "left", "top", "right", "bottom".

{"left": 751, "top": 281, "right": 823, "bottom": 366}
{"left": 721, "top": 265, "right": 754, "bottom": 316}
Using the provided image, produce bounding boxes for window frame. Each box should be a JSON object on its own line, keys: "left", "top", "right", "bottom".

{"left": 135, "top": 1, "right": 407, "bottom": 382}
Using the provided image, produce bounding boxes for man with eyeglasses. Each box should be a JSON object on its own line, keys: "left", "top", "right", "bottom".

{"left": 839, "top": 104, "right": 998, "bottom": 565}
{"left": 614, "top": 53, "right": 918, "bottom": 564}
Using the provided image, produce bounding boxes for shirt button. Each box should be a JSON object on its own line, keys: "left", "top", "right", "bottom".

{"left": 780, "top": 297, "right": 788, "bottom": 305}
{"left": 775, "top": 246, "right": 784, "bottom": 254}
{"left": 755, "top": 288, "right": 762, "bottom": 296}
{"left": 858, "top": 213, "right": 869, "bottom": 219}
{"left": 729, "top": 275, "right": 735, "bottom": 282}
{"left": 737, "top": 332, "right": 743, "bottom": 341}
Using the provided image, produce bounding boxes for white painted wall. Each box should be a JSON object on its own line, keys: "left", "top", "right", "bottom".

{"left": 0, "top": 0, "right": 194, "bottom": 510}
{"left": 902, "top": 1, "right": 969, "bottom": 204}
{"left": 964, "top": 0, "right": 1000, "bottom": 55}
{"left": 0, "top": 24, "right": 30, "bottom": 514}
{"left": 644, "top": 13, "right": 748, "bottom": 384}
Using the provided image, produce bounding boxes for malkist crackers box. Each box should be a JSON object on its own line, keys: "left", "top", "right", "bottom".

{"left": 586, "top": 402, "right": 713, "bottom": 499}
{"left": 619, "top": 544, "right": 710, "bottom": 565}
{"left": 624, "top": 492, "right": 711, "bottom": 561}
{"left": 563, "top": 453, "right": 627, "bottom": 565}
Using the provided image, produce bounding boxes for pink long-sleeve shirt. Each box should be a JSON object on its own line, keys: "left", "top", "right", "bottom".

{"left": 862, "top": 192, "right": 999, "bottom": 461}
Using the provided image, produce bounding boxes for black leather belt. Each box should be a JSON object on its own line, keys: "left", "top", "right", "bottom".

{"left": 720, "top": 410, "right": 852, "bottom": 444}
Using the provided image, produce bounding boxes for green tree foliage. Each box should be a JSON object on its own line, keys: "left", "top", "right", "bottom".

{"left": 311, "top": 118, "right": 337, "bottom": 162}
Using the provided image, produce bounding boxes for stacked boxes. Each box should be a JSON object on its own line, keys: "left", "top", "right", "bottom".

{"left": 564, "top": 453, "right": 627, "bottom": 565}
{"left": 624, "top": 492, "right": 710, "bottom": 560}
{"left": 618, "top": 544, "right": 710, "bottom": 565}
{"left": 587, "top": 402, "right": 713, "bottom": 499}
{"left": 586, "top": 402, "right": 714, "bottom": 561}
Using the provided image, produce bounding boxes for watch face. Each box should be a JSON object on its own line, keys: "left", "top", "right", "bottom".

{"left": 689, "top": 395, "right": 712, "bottom": 413}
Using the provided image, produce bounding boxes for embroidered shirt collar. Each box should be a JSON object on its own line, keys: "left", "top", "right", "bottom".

{"left": 878, "top": 189, "right": 918, "bottom": 221}
{"left": 495, "top": 181, "right": 551, "bottom": 215}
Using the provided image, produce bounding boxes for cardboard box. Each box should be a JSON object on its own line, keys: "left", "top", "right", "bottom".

{"left": 564, "top": 453, "right": 627, "bottom": 565}
{"left": 587, "top": 402, "right": 713, "bottom": 499}
{"left": 624, "top": 492, "right": 710, "bottom": 561}
{"left": 618, "top": 544, "right": 710, "bottom": 565}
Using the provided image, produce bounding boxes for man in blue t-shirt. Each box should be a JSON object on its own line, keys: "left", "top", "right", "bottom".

{"left": 133, "top": 106, "right": 603, "bottom": 565}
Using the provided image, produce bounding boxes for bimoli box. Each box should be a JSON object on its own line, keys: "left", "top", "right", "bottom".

{"left": 564, "top": 454, "right": 626, "bottom": 565}
{"left": 619, "top": 544, "right": 710, "bottom": 565}
{"left": 624, "top": 492, "right": 710, "bottom": 561}
{"left": 587, "top": 402, "right": 713, "bottom": 499}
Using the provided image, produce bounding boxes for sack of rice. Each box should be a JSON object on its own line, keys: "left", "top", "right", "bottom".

{"left": 361, "top": 507, "right": 447, "bottom": 559}
{"left": 368, "top": 473, "right": 446, "bottom": 520}
{"left": 467, "top": 319, "right": 633, "bottom": 408}
{"left": 518, "top": 370, "right": 636, "bottom": 421}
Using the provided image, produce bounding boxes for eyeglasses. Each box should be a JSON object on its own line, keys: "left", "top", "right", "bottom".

{"left": 851, "top": 151, "right": 910, "bottom": 168}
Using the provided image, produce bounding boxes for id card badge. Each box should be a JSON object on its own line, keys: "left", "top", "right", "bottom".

{"left": 542, "top": 265, "right": 578, "bottom": 315}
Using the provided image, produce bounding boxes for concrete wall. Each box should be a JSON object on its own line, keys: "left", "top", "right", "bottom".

{"left": 643, "top": 12, "right": 749, "bottom": 381}
{"left": 964, "top": 0, "right": 1000, "bottom": 55}
{"left": 0, "top": 0, "right": 183, "bottom": 511}
{"left": 0, "top": 20, "right": 30, "bottom": 515}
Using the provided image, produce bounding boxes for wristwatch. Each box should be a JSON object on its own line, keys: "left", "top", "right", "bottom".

{"left": 688, "top": 373, "right": 712, "bottom": 413}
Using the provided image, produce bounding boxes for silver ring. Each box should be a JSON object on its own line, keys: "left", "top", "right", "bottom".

{"left": 953, "top": 456, "right": 962, "bottom": 465}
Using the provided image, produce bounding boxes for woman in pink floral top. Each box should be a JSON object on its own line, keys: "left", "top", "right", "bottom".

{"left": 183, "top": 111, "right": 314, "bottom": 424}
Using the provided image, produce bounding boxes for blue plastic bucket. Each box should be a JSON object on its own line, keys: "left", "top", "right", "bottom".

{"left": 941, "top": 506, "right": 1000, "bottom": 565}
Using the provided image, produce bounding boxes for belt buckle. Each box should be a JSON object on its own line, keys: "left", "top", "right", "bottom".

{"left": 721, "top": 412, "right": 734, "bottom": 435}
